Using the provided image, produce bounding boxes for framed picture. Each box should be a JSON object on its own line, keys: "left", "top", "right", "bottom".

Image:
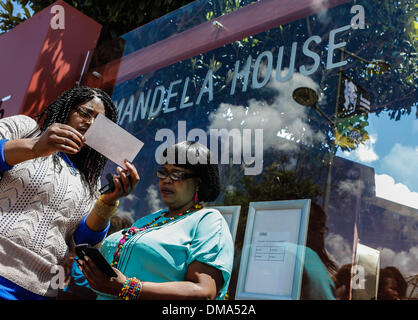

{"left": 210, "top": 205, "right": 241, "bottom": 242}
{"left": 235, "top": 199, "right": 311, "bottom": 300}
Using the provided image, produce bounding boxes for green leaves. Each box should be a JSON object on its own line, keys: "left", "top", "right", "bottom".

{"left": 0, "top": 0, "right": 28, "bottom": 34}
{"left": 334, "top": 114, "right": 370, "bottom": 151}
{"left": 223, "top": 161, "right": 323, "bottom": 219}
{"left": 3, "top": 0, "right": 13, "bottom": 15}
{"left": 205, "top": 10, "right": 214, "bottom": 21}
{"left": 23, "top": 6, "right": 30, "bottom": 18}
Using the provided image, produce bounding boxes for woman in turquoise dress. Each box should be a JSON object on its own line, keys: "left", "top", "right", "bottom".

{"left": 78, "top": 141, "right": 234, "bottom": 300}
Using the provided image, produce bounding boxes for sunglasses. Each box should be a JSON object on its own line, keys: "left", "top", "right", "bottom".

{"left": 156, "top": 169, "right": 197, "bottom": 181}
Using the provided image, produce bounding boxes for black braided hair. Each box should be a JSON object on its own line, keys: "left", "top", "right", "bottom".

{"left": 161, "top": 141, "right": 220, "bottom": 202}
{"left": 37, "top": 86, "right": 118, "bottom": 196}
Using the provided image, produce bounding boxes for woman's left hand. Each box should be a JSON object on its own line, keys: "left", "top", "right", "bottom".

{"left": 100, "top": 159, "right": 140, "bottom": 205}
{"left": 77, "top": 256, "right": 126, "bottom": 296}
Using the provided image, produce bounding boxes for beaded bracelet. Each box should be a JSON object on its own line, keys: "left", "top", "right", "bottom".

{"left": 118, "top": 277, "right": 142, "bottom": 300}
{"left": 93, "top": 196, "right": 119, "bottom": 220}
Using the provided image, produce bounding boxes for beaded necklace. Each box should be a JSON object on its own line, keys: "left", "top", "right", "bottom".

{"left": 111, "top": 203, "right": 203, "bottom": 268}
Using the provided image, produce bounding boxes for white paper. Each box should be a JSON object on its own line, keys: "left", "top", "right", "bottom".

{"left": 84, "top": 113, "right": 144, "bottom": 167}
{"left": 243, "top": 208, "right": 303, "bottom": 297}
{"left": 244, "top": 231, "right": 294, "bottom": 296}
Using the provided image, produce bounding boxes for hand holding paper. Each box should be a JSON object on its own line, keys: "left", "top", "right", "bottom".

{"left": 83, "top": 113, "right": 144, "bottom": 168}
{"left": 83, "top": 115, "right": 142, "bottom": 200}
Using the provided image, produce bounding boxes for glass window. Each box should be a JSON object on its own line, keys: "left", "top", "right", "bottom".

{"left": 87, "top": 0, "right": 417, "bottom": 300}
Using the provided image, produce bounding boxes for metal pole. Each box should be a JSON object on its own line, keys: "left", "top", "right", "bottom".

{"left": 76, "top": 51, "right": 90, "bottom": 87}
{"left": 322, "top": 49, "right": 344, "bottom": 214}
{"left": 339, "top": 48, "right": 370, "bottom": 65}
{"left": 312, "top": 104, "right": 335, "bottom": 125}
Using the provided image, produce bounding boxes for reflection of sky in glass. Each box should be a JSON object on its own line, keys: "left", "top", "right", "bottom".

{"left": 99, "top": 0, "right": 418, "bottom": 292}
{"left": 338, "top": 112, "right": 418, "bottom": 209}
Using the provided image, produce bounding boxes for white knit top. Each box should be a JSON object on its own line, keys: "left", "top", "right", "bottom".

{"left": 0, "top": 115, "right": 98, "bottom": 297}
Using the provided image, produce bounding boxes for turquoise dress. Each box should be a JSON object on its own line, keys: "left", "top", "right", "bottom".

{"left": 300, "top": 247, "right": 336, "bottom": 300}
{"left": 97, "top": 208, "right": 234, "bottom": 300}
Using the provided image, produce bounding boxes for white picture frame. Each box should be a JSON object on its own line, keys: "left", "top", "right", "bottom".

{"left": 210, "top": 205, "right": 241, "bottom": 242}
{"left": 235, "top": 199, "right": 311, "bottom": 300}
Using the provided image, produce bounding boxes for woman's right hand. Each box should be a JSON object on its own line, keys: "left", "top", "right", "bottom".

{"left": 32, "top": 123, "right": 86, "bottom": 157}
{"left": 99, "top": 160, "right": 140, "bottom": 206}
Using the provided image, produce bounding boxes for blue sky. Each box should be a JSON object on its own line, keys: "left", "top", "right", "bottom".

{"left": 337, "top": 111, "right": 418, "bottom": 208}
{"left": 11, "top": 0, "right": 34, "bottom": 17}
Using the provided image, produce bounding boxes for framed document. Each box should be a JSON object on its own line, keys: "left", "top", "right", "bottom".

{"left": 235, "top": 199, "right": 311, "bottom": 300}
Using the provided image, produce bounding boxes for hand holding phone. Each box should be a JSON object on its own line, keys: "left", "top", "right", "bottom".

{"left": 99, "top": 172, "right": 133, "bottom": 195}
{"left": 75, "top": 244, "right": 117, "bottom": 278}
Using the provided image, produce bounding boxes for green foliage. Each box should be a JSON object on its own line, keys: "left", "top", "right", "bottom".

{"left": 222, "top": 159, "right": 323, "bottom": 256}
{"left": 223, "top": 160, "right": 323, "bottom": 214}
{"left": 352, "top": 0, "right": 418, "bottom": 120}
{"left": 334, "top": 114, "right": 370, "bottom": 151}
{"left": 0, "top": 0, "right": 30, "bottom": 32}
{"left": 0, "top": 0, "right": 196, "bottom": 44}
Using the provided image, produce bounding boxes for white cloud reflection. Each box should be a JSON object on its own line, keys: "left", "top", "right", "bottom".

{"left": 326, "top": 232, "right": 418, "bottom": 278}
{"left": 114, "top": 208, "right": 135, "bottom": 222}
{"left": 311, "top": 0, "right": 331, "bottom": 23}
{"left": 208, "top": 70, "right": 326, "bottom": 153}
{"left": 380, "top": 144, "right": 418, "bottom": 193}
{"left": 342, "top": 134, "right": 379, "bottom": 164}
{"left": 146, "top": 184, "right": 164, "bottom": 213}
{"left": 337, "top": 179, "right": 365, "bottom": 198}
{"left": 380, "top": 246, "right": 418, "bottom": 278}
{"left": 326, "top": 232, "right": 353, "bottom": 267}
{"left": 375, "top": 173, "right": 418, "bottom": 209}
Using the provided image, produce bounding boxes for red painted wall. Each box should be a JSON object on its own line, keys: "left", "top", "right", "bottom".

{"left": 0, "top": 0, "right": 102, "bottom": 118}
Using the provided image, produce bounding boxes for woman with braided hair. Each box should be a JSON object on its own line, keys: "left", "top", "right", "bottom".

{"left": 78, "top": 141, "right": 234, "bottom": 300}
{"left": 0, "top": 86, "right": 139, "bottom": 300}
